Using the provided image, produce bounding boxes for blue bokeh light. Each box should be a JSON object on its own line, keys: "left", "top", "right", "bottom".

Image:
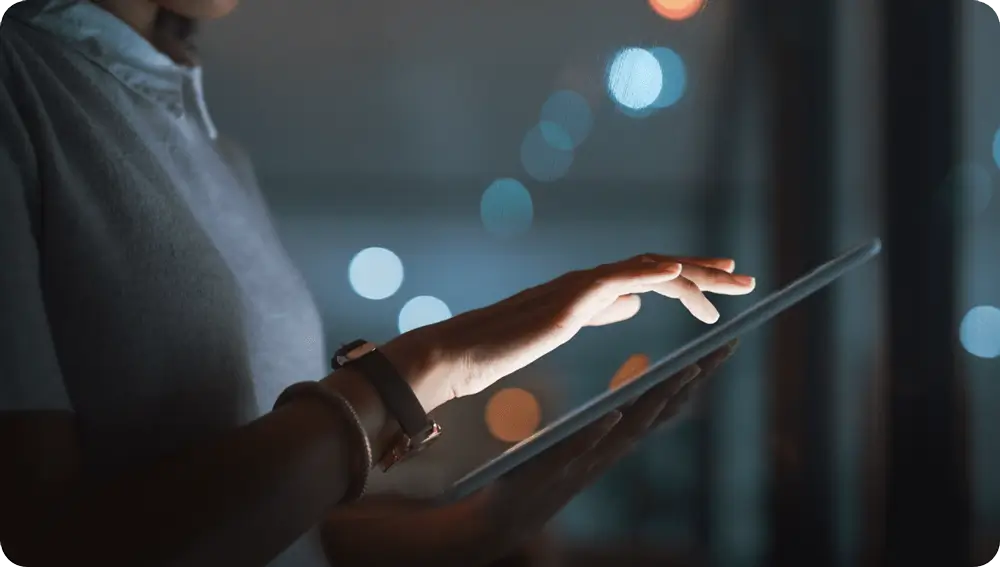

{"left": 607, "top": 47, "right": 663, "bottom": 111}
{"left": 540, "top": 90, "right": 594, "bottom": 149}
{"left": 992, "top": 129, "right": 1000, "bottom": 171}
{"left": 959, "top": 305, "right": 1000, "bottom": 359}
{"left": 521, "top": 124, "right": 574, "bottom": 182}
{"left": 348, "top": 247, "right": 404, "bottom": 300}
{"left": 649, "top": 47, "right": 687, "bottom": 109}
{"left": 398, "top": 295, "right": 453, "bottom": 334}
{"left": 480, "top": 178, "right": 534, "bottom": 238}
{"left": 539, "top": 121, "right": 575, "bottom": 151}
{"left": 619, "top": 105, "right": 657, "bottom": 120}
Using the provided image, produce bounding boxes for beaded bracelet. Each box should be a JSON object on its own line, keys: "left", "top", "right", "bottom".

{"left": 273, "top": 381, "right": 373, "bottom": 503}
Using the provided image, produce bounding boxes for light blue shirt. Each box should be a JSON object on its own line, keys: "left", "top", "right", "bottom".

{"left": 1, "top": 1, "right": 331, "bottom": 564}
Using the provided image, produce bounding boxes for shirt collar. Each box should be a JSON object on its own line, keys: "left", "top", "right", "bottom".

{"left": 11, "top": 0, "right": 218, "bottom": 139}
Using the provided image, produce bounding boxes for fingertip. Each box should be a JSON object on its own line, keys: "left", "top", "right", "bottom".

{"left": 585, "top": 412, "right": 621, "bottom": 444}
{"left": 684, "top": 364, "right": 703, "bottom": 381}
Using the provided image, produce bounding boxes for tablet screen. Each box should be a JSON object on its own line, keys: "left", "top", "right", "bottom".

{"left": 442, "top": 238, "right": 882, "bottom": 502}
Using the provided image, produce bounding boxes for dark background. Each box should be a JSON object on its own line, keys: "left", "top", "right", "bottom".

{"left": 195, "top": 1, "right": 1000, "bottom": 565}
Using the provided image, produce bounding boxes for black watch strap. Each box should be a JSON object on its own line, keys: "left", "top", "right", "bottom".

{"left": 332, "top": 340, "right": 428, "bottom": 438}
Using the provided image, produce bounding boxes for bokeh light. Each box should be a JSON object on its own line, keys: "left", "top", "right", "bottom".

{"left": 959, "top": 305, "right": 1000, "bottom": 359}
{"left": 607, "top": 47, "right": 663, "bottom": 111}
{"left": 609, "top": 354, "right": 651, "bottom": 390}
{"left": 480, "top": 178, "right": 534, "bottom": 238}
{"left": 398, "top": 295, "right": 452, "bottom": 334}
{"left": 992, "top": 128, "right": 1000, "bottom": 171}
{"left": 539, "top": 122, "right": 575, "bottom": 151}
{"left": 485, "top": 387, "right": 543, "bottom": 443}
{"left": 521, "top": 124, "right": 574, "bottom": 182}
{"left": 540, "top": 90, "right": 594, "bottom": 149}
{"left": 649, "top": 47, "right": 688, "bottom": 109}
{"left": 348, "top": 247, "right": 404, "bottom": 300}
{"left": 649, "top": 0, "right": 705, "bottom": 20}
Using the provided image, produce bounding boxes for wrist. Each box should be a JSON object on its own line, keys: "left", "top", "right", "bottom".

{"left": 320, "top": 367, "right": 393, "bottom": 462}
{"left": 379, "top": 327, "right": 458, "bottom": 413}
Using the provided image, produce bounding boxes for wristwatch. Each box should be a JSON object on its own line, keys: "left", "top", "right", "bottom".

{"left": 332, "top": 339, "right": 443, "bottom": 471}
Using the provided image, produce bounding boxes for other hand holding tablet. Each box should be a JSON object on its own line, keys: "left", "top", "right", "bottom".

{"left": 321, "top": 344, "right": 737, "bottom": 567}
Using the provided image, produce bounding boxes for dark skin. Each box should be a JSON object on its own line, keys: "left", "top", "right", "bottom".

{"left": 1, "top": 4, "right": 757, "bottom": 567}
{"left": 0, "top": 249, "right": 749, "bottom": 567}
{"left": 321, "top": 342, "right": 738, "bottom": 567}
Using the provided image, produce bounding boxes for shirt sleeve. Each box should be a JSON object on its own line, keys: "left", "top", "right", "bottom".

{"left": 0, "top": 72, "right": 74, "bottom": 412}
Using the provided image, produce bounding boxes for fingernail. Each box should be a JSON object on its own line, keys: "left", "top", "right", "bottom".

{"left": 734, "top": 275, "right": 755, "bottom": 286}
{"left": 680, "top": 365, "right": 702, "bottom": 383}
{"left": 603, "top": 411, "right": 623, "bottom": 427}
{"left": 659, "top": 262, "right": 682, "bottom": 273}
{"left": 705, "top": 307, "right": 721, "bottom": 324}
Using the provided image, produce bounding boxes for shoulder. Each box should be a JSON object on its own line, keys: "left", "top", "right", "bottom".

{"left": 0, "top": 22, "right": 36, "bottom": 171}
{"left": 1, "top": 5, "right": 44, "bottom": 76}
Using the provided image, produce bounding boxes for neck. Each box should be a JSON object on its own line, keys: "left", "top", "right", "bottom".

{"left": 92, "top": 0, "right": 159, "bottom": 39}
{"left": 91, "top": 0, "right": 194, "bottom": 65}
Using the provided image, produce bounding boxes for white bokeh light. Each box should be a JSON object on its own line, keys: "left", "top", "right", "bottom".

{"left": 398, "top": 295, "right": 452, "bottom": 334}
{"left": 348, "top": 247, "right": 404, "bottom": 300}
{"left": 649, "top": 47, "right": 687, "bottom": 109}
{"left": 959, "top": 305, "right": 1000, "bottom": 359}
{"left": 607, "top": 47, "right": 663, "bottom": 110}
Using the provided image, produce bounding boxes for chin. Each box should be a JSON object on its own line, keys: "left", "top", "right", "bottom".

{"left": 155, "top": 0, "right": 239, "bottom": 20}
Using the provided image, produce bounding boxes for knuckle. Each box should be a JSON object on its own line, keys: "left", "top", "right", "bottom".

{"left": 589, "top": 275, "right": 613, "bottom": 290}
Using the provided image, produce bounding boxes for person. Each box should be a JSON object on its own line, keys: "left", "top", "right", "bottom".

{"left": 0, "top": 1, "right": 757, "bottom": 566}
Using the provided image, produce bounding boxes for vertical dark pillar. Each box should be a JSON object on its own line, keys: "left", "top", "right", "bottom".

{"left": 879, "top": 0, "right": 970, "bottom": 564}
{"left": 694, "top": 3, "right": 752, "bottom": 563}
{"left": 759, "top": 0, "right": 836, "bottom": 565}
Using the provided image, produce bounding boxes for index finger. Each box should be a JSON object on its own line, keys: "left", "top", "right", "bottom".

{"left": 642, "top": 254, "right": 736, "bottom": 273}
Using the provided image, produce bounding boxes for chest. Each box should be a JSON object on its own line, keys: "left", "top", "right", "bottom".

{"left": 23, "top": 57, "right": 326, "bottom": 469}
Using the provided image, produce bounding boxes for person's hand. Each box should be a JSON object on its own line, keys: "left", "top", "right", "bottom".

{"left": 384, "top": 254, "right": 754, "bottom": 411}
{"left": 320, "top": 343, "right": 738, "bottom": 567}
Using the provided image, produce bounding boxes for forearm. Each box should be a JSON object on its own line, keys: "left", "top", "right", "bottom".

{"left": 23, "top": 367, "right": 390, "bottom": 567}
{"left": 9, "top": 332, "right": 452, "bottom": 567}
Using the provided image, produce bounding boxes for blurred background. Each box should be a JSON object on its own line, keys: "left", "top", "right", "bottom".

{"left": 197, "top": 0, "right": 998, "bottom": 565}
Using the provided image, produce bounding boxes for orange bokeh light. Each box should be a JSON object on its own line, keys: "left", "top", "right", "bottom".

{"left": 649, "top": 0, "right": 705, "bottom": 21}
{"left": 485, "top": 388, "right": 543, "bottom": 443}
{"left": 609, "top": 354, "right": 651, "bottom": 390}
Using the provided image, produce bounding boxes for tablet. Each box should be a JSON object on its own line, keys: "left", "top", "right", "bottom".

{"left": 441, "top": 238, "right": 882, "bottom": 502}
